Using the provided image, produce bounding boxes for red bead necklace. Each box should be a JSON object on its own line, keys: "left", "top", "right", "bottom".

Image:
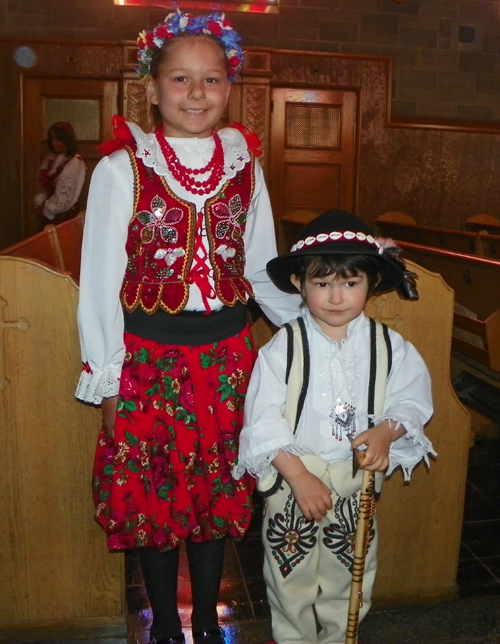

{"left": 155, "top": 124, "right": 225, "bottom": 195}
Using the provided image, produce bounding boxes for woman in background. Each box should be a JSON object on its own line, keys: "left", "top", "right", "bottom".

{"left": 32, "top": 121, "right": 86, "bottom": 229}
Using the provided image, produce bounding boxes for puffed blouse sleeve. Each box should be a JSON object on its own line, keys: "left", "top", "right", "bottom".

{"left": 376, "top": 330, "right": 436, "bottom": 480}
{"left": 75, "top": 150, "right": 132, "bottom": 404}
{"left": 233, "top": 329, "right": 306, "bottom": 480}
{"left": 43, "top": 155, "right": 86, "bottom": 218}
{"left": 243, "top": 160, "right": 301, "bottom": 328}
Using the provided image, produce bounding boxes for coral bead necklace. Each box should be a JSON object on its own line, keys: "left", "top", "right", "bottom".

{"left": 154, "top": 124, "right": 225, "bottom": 195}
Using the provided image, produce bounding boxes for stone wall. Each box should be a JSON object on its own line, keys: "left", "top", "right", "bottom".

{"left": 2, "top": 0, "right": 500, "bottom": 121}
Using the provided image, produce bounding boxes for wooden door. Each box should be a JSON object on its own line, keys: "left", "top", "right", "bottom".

{"left": 269, "top": 88, "right": 357, "bottom": 251}
{"left": 23, "top": 78, "right": 118, "bottom": 237}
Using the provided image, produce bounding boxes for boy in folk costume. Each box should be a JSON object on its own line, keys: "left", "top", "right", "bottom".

{"left": 234, "top": 210, "right": 436, "bottom": 644}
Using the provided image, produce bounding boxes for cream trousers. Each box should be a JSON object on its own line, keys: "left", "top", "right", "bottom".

{"left": 262, "top": 457, "right": 380, "bottom": 644}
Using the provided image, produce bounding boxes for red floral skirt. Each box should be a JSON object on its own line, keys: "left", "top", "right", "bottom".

{"left": 92, "top": 327, "right": 256, "bottom": 552}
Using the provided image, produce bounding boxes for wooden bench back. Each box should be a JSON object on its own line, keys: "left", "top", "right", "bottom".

{"left": 399, "top": 241, "right": 500, "bottom": 320}
{"left": 398, "top": 241, "right": 500, "bottom": 372}
{"left": 365, "top": 260, "right": 470, "bottom": 606}
{"left": 0, "top": 212, "right": 85, "bottom": 283}
{"left": 375, "top": 217, "right": 479, "bottom": 255}
{"left": 463, "top": 213, "right": 500, "bottom": 234}
{"left": 476, "top": 230, "right": 500, "bottom": 261}
{"left": 0, "top": 255, "right": 124, "bottom": 623}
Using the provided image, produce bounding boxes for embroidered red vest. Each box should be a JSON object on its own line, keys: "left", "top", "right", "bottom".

{"left": 120, "top": 146, "right": 256, "bottom": 315}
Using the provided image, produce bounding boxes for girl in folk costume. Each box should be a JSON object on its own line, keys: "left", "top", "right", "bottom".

{"left": 32, "top": 121, "right": 86, "bottom": 229}
{"left": 76, "top": 12, "right": 299, "bottom": 644}
{"left": 235, "top": 211, "right": 436, "bottom": 644}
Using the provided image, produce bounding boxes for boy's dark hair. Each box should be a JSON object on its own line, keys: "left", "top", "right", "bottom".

{"left": 292, "top": 253, "right": 381, "bottom": 294}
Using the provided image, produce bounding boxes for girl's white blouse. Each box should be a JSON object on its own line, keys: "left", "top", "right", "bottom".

{"left": 76, "top": 124, "right": 300, "bottom": 404}
{"left": 235, "top": 309, "right": 436, "bottom": 481}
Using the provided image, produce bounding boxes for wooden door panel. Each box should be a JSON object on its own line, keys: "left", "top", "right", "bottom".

{"left": 270, "top": 87, "right": 357, "bottom": 250}
{"left": 285, "top": 165, "right": 341, "bottom": 209}
{"left": 23, "top": 78, "right": 118, "bottom": 237}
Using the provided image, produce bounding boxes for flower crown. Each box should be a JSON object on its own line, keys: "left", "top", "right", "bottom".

{"left": 137, "top": 10, "right": 244, "bottom": 81}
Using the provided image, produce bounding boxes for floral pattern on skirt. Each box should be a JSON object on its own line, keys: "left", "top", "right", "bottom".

{"left": 93, "top": 327, "right": 256, "bottom": 552}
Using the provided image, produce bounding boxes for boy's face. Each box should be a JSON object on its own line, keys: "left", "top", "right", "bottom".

{"left": 290, "top": 268, "right": 370, "bottom": 342}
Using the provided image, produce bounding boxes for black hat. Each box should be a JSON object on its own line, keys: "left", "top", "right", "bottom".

{"left": 267, "top": 210, "right": 405, "bottom": 295}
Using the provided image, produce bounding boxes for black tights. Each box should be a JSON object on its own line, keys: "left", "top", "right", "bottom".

{"left": 138, "top": 539, "right": 226, "bottom": 641}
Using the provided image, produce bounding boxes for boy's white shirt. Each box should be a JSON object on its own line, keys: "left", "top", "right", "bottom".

{"left": 235, "top": 308, "right": 436, "bottom": 482}
{"left": 76, "top": 123, "right": 301, "bottom": 404}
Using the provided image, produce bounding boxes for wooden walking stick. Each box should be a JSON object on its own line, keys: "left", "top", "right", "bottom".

{"left": 345, "top": 465, "right": 377, "bottom": 644}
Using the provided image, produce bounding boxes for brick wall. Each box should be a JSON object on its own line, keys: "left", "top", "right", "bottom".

{"left": 1, "top": 0, "right": 500, "bottom": 121}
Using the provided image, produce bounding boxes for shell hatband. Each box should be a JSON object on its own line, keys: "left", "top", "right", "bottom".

{"left": 291, "top": 231, "right": 383, "bottom": 254}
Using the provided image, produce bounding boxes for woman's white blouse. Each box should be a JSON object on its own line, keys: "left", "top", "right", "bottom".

{"left": 76, "top": 124, "right": 300, "bottom": 404}
{"left": 34, "top": 153, "right": 86, "bottom": 218}
{"left": 236, "top": 310, "right": 436, "bottom": 482}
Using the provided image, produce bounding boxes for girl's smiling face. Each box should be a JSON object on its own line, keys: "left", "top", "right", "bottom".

{"left": 147, "top": 36, "right": 231, "bottom": 139}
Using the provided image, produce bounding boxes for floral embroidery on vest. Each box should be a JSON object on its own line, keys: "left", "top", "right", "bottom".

{"left": 212, "top": 194, "right": 245, "bottom": 241}
{"left": 137, "top": 195, "right": 184, "bottom": 245}
{"left": 120, "top": 145, "right": 255, "bottom": 315}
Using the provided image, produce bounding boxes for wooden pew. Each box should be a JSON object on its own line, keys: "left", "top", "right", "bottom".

{"left": 375, "top": 214, "right": 480, "bottom": 255}
{"left": 398, "top": 241, "right": 500, "bottom": 322}
{"left": 367, "top": 261, "right": 470, "bottom": 607}
{"left": 396, "top": 241, "right": 500, "bottom": 374}
{"left": 453, "top": 309, "right": 500, "bottom": 372}
{"left": 463, "top": 213, "right": 500, "bottom": 234}
{"left": 0, "top": 222, "right": 125, "bottom": 636}
{"left": 0, "top": 212, "right": 85, "bottom": 283}
{"left": 476, "top": 230, "right": 500, "bottom": 261}
{"left": 375, "top": 212, "right": 500, "bottom": 262}
{"left": 376, "top": 211, "right": 416, "bottom": 226}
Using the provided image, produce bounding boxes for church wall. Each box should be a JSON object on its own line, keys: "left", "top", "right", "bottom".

{"left": 2, "top": 0, "right": 500, "bottom": 121}
{"left": 1, "top": 0, "right": 500, "bottom": 247}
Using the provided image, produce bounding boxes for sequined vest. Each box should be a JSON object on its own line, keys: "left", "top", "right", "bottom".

{"left": 120, "top": 145, "right": 256, "bottom": 315}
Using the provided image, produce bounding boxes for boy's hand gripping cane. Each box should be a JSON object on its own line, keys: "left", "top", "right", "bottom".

{"left": 345, "top": 455, "right": 377, "bottom": 644}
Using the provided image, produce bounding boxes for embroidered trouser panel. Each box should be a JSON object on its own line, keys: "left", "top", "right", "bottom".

{"left": 262, "top": 478, "right": 378, "bottom": 644}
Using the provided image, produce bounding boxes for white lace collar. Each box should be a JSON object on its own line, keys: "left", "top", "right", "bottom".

{"left": 127, "top": 122, "right": 251, "bottom": 183}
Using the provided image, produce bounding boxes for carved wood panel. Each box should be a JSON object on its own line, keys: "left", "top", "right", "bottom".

{"left": 123, "top": 78, "right": 152, "bottom": 133}
{"left": 242, "top": 85, "right": 270, "bottom": 174}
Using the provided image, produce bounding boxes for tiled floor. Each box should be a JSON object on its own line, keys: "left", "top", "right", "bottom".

{"left": 3, "top": 437, "right": 500, "bottom": 644}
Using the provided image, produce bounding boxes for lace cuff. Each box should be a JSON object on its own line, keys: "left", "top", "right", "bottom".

{"left": 233, "top": 443, "right": 305, "bottom": 480}
{"left": 370, "top": 413, "right": 437, "bottom": 481}
{"left": 75, "top": 363, "right": 122, "bottom": 405}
